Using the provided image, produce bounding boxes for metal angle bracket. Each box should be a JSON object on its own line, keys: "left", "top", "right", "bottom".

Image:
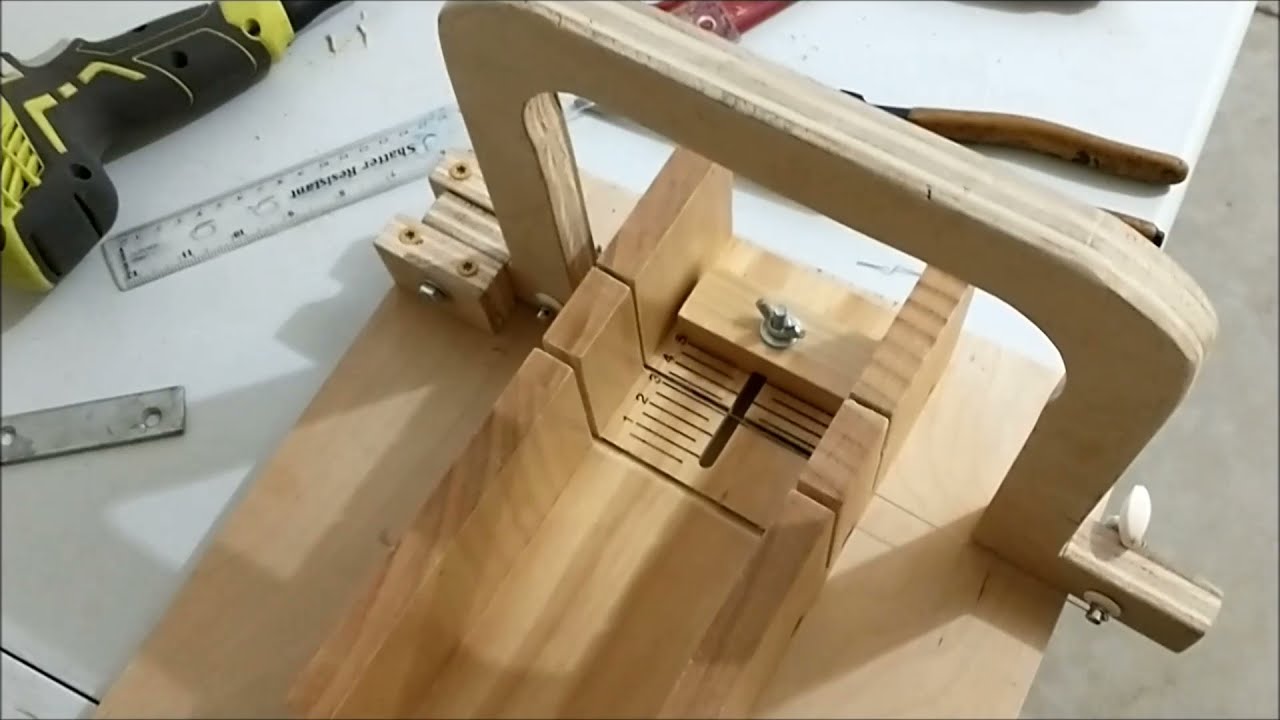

{"left": 1, "top": 386, "right": 187, "bottom": 466}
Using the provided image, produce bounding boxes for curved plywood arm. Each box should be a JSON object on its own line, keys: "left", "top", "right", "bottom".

{"left": 437, "top": 1, "right": 1218, "bottom": 648}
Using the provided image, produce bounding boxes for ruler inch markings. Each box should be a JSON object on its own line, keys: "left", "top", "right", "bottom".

{"left": 95, "top": 2, "right": 761, "bottom": 291}
{"left": 100, "top": 105, "right": 478, "bottom": 290}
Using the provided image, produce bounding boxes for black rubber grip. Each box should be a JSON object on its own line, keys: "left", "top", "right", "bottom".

{"left": 7, "top": 3, "right": 274, "bottom": 162}
{"left": 2, "top": 2, "right": 277, "bottom": 280}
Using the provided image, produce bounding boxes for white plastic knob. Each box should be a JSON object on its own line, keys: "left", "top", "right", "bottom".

{"left": 1110, "top": 484, "right": 1151, "bottom": 550}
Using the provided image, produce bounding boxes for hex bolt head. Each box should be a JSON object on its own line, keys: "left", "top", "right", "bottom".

{"left": 755, "top": 298, "right": 806, "bottom": 349}
{"left": 1082, "top": 590, "right": 1121, "bottom": 626}
{"left": 1085, "top": 604, "right": 1109, "bottom": 625}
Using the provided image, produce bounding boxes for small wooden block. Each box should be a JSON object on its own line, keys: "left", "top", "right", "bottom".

{"left": 677, "top": 267, "right": 879, "bottom": 414}
{"left": 1060, "top": 519, "right": 1222, "bottom": 651}
{"left": 543, "top": 268, "right": 646, "bottom": 435}
{"left": 599, "top": 148, "right": 733, "bottom": 358}
{"left": 373, "top": 215, "right": 515, "bottom": 333}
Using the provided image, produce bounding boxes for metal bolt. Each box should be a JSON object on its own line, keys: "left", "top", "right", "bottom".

{"left": 457, "top": 260, "right": 478, "bottom": 277}
{"left": 418, "top": 282, "right": 448, "bottom": 302}
{"left": 1085, "top": 603, "right": 1110, "bottom": 625}
{"left": 449, "top": 162, "right": 471, "bottom": 181}
{"left": 1081, "top": 590, "right": 1120, "bottom": 626}
{"left": 755, "top": 298, "right": 806, "bottom": 349}
{"left": 533, "top": 293, "right": 562, "bottom": 323}
{"left": 399, "top": 227, "right": 422, "bottom": 245}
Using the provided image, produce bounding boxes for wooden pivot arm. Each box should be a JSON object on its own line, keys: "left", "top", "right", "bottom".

{"left": 438, "top": 1, "right": 1220, "bottom": 649}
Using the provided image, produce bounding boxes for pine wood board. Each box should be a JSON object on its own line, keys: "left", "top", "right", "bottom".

{"left": 97, "top": 155, "right": 1074, "bottom": 720}
{"left": 96, "top": 287, "right": 1070, "bottom": 718}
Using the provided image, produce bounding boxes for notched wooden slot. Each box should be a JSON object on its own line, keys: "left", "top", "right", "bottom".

{"left": 543, "top": 267, "right": 646, "bottom": 436}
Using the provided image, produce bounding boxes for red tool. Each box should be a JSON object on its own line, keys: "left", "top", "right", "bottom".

{"left": 655, "top": 1, "right": 794, "bottom": 37}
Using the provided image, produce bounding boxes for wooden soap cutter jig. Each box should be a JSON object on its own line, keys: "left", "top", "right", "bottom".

{"left": 369, "top": 0, "right": 1224, "bottom": 660}
{"left": 94, "top": 3, "right": 1222, "bottom": 718}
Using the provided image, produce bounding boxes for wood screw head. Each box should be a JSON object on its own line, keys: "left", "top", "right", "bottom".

{"left": 457, "top": 260, "right": 478, "bottom": 277}
{"left": 449, "top": 162, "right": 471, "bottom": 181}
{"left": 399, "top": 227, "right": 422, "bottom": 245}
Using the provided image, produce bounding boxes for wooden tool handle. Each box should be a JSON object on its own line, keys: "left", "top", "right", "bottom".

{"left": 906, "top": 108, "right": 1189, "bottom": 185}
{"left": 1105, "top": 208, "right": 1166, "bottom": 246}
{"left": 438, "top": 0, "right": 1218, "bottom": 649}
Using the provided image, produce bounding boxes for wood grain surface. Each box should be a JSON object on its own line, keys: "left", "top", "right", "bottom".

{"left": 437, "top": 0, "right": 1219, "bottom": 649}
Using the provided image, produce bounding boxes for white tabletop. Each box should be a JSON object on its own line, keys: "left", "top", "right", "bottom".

{"left": 0, "top": 0, "right": 1254, "bottom": 709}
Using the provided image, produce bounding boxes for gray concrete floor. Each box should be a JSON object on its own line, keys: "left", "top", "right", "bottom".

{"left": 1023, "top": 8, "right": 1279, "bottom": 719}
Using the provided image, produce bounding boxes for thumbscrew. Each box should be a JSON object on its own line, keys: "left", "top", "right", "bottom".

{"left": 755, "top": 299, "right": 805, "bottom": 349}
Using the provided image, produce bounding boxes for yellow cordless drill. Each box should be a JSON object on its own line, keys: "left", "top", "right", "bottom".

{"left": 1, "top": 0, "right": 339, "bottom": 292}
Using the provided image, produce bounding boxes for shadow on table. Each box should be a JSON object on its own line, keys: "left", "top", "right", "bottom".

{"left": 1, "top": 285, "right": 43, "bottom": 334}
{"left": 0, "top": 238, "right": 398, "bottom": 704}
{"left": 954, "top": 0, "right": 1100, "bottom": 16}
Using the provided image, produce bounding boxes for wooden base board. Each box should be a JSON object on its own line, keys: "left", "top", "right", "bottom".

{"left": 757, "top": 328, "right": 1067, "bottom": 718}
{"left": 95, "top": 295, "right": 548, "bottom": 718}
{"left": 95, "top": 278, "right": 1067, "bottom": 717}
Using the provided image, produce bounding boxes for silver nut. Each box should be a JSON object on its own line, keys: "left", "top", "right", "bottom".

{"left": 1081, "top": 590, "right": 1121, "bottom": 626}
{"left": 1085, "top": 604, "right": 1109, "bottom": 625}
{"left": 418, "top": 282, "right": 448, "bottom": 302}
{"left": 755, "top": 298, "right": 806, "bottom": 349}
